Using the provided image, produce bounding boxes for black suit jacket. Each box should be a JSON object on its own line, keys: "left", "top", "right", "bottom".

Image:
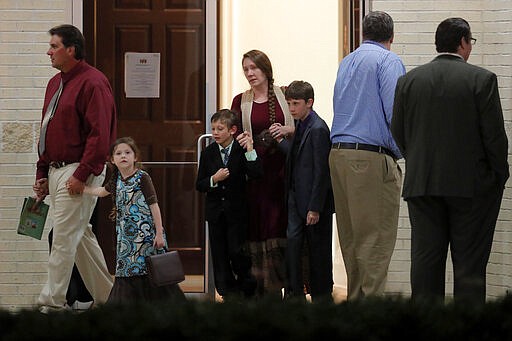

{"left": 196, "top": 140, "right": 262, "bottom": 223}
{"left": 278, "top": 111, "right": 334, "bottom": 219}
{"left": 391, "top": 54, "right": 509, "bottom": 199}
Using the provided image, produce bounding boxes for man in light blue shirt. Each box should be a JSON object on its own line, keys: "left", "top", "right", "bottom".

{"left": 329, "top": 11, "right": 405, "bottom": 300}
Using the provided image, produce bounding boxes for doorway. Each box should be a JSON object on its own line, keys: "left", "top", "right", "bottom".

{"left": 83, "top": 0, "right": 217, "bottom": 294}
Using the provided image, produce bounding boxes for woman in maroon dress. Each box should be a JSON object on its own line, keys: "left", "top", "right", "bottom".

{"left": 231, "top": 50, "right": 294, "bottom": 298}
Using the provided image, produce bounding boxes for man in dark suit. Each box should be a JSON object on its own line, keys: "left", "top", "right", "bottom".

{"left": 270, "top": 81, "right": 334, "bottom": 302}
{"left": 391, "top": 17, "right": 509, "bottom": 304}
{"left": 196, "top": 109, "right": 262, "bottom": 299}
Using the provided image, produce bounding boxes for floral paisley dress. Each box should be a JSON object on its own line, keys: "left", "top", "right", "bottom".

{"left": 114, "top": 169, "right": 165, "bottom": 277}
{"left": 106, "top": 169, "right": 185, "bottom": 303}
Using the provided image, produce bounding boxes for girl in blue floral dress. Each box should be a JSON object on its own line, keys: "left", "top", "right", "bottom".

{"left": 82, "top": 137, "right": 185, "bottom": 303}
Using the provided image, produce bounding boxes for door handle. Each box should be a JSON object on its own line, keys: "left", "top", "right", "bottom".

{"left": 140, "top": 134, "right": 212, "bottom": 167}
{"left": 196, "top": 134, "right": 213, "bottom": 168}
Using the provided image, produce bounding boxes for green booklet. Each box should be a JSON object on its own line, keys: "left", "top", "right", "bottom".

{"left": 17, "top": 197, "right": 49, "bottom": 240}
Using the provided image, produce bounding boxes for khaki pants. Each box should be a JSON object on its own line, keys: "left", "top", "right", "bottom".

{"left": 329, "top": 149, "right": 401, "bottom": 300}
{"left": 38, "top": 163, "right": 113, "bottom": 308}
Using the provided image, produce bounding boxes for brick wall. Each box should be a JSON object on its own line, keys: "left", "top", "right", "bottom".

{"left": 0, "top": 0, "right": 65, "bottom": 310}
{"left": 372, "top": 0, "right": 512, "bottom": 299}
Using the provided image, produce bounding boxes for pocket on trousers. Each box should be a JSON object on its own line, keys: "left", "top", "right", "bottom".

{"left": 349, "top": 160, "right": 370, "bottom": 173}
{"left": 383, "top": 155, "right": 400, "bottom": 183}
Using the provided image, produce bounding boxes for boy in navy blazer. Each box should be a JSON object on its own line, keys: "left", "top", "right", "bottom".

{"left": 270, "top": 81, "right": 334, "bottom": 302}
{"left": 196, "top": 109, "right": 262, "bottom": 299}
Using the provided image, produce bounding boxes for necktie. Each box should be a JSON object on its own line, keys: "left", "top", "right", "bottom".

{"left": 294, "top": 122, "right": 304, "bottom": 146}
{"left": 38, "top": 79, "right": 63, "bottom": 155}
{"left": 221, "top": 148, "right": 229, "bottom": 166}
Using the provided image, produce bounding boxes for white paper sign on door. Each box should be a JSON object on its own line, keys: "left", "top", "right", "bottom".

{"left": 124, "top": 52, "right": 160, "bottom": 98}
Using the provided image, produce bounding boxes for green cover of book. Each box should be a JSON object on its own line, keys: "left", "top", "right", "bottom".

{"left": 17, "top": 197, "right": 49, "bottom": 240}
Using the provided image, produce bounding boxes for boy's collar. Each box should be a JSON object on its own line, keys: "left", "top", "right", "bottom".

{"left": 217, "top": 138, "right": 234, "bottom": 150}
{"left": 299, "top": 109, "right": 314, "bottom": 121}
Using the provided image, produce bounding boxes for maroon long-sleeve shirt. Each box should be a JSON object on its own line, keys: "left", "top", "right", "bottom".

{"left": 36, "top": 60, "right": 117, "bottom": 182}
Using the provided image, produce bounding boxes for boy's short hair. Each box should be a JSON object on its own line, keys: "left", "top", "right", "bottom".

{"left": 285, "top": 80, "right": 314, "bottom": 102}
{"left": 211, "top": 109, "right": 239, "bottom": 129}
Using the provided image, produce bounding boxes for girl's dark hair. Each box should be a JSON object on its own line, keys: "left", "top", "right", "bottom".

{"left": 243, "top": 50, "right": 277, "bottom": 124}
{"left": 107, "top": 137, "right": 142, "bottom": 221}
{"left": 48, "top": 24, "right": 86, "bottom": 60}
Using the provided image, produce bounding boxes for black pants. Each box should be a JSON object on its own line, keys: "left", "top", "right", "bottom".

{"left": 286, "top": 191, "right": 333, "bottom": 301}
{"left": 208, "top": 213, "right": 254, "bottom": 297}
{"left": 408, "top": 187, "right": 504, "bottom": 304}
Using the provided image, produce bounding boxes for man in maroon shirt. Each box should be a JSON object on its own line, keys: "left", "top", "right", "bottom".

{"left": 33, "top": 24, "right": 116, "bottom": 313}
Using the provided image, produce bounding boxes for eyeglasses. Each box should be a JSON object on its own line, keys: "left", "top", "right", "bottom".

{"left": 470, "top": 38, "right": 477, "bottom": 45}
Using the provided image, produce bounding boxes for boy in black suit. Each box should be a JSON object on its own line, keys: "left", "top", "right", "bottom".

{"left": 196, "top": 109, "right": 262, "bottom": 299}
{"left": 270, "top": 81, "right": 334, "bottom": 302}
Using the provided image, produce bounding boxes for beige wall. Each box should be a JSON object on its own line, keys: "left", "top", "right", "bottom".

{"left": 219, "top": 0, "right": 341, "bottom": 123}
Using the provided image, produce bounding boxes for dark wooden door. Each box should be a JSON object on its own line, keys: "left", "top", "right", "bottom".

{"left": 83, "top": 0, "right": 206, "bottom": 281}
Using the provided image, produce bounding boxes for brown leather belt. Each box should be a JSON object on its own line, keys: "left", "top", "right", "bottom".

{"left": 332, "top": 142, "right": 396, "bottom": 159}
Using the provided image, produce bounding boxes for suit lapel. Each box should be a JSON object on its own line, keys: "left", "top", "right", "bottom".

{"left": 297, "top": 114, "right": 316, "bottom": 153}
{"left": 224, "top": 140, "right": 242, "bottom": 167}
{"left": 212, "top": 143, "right": 224, "bottom": 168}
